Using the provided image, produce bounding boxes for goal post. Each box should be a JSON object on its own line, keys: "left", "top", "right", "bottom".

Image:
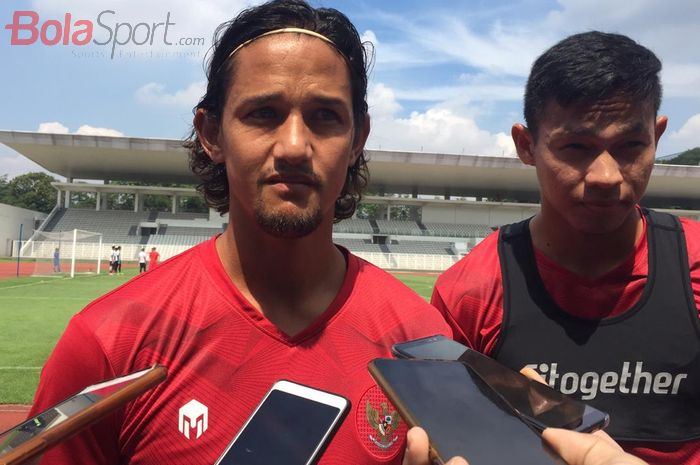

{"left": 17, "top": 229, "right": 104, "bottom": 278}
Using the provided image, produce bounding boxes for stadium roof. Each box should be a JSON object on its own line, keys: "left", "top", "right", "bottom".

{"left": 2, "top": 130, "right": 700, "bottom": 207}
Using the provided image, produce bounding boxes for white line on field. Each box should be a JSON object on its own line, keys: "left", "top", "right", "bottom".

{"left": 0, "top": 367, "right": 42, "bottom": 370}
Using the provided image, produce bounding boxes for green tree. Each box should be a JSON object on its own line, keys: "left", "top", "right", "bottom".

{"left": 660, "top": 147, "right": 700, "bottom": 165}
{"left": 0, "top": 174, "right": 10, "bottom": 204}
{"left": 5, "top": 172, "right": 58, "bottom": 213}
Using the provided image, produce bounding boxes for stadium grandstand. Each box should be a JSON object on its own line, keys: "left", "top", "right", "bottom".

{"left": 2, "top": 130, "right": 700, "bottom": 272}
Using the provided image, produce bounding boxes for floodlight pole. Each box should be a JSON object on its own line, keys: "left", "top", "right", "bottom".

{"left": 16, "top": 224, "right": 23, "bottom": 277}
{"left": 97, "top": 235, "right": 103, "bottom": 275}
{"left": 70, "top": 228, "right": 77, "bottom": 278}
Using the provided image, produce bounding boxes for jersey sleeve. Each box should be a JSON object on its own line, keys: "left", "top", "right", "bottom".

{"left": 430, "top": 232, "right": 506, "bottom": 355}
{"left": 681, "top": 217, "right": 700, "bottom": 318}
{"left": 30, "top": 314, "right": 121, "bottom": 465}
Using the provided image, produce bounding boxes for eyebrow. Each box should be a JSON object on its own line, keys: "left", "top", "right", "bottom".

{"left": 553, "top": 121, "right": 649, "bottom": 138}
{"left": 236, "top": 92, "right": 349, "bottom": 108}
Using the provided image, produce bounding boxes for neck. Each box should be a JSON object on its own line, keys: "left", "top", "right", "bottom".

{"left": 529, "top": 206, "right": 643, "bottom": 279}
{"left": 215, "top": 214, "right": 346, "bottom": 336}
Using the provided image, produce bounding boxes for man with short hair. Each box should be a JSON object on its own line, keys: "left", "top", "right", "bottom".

{"left": 138, "top": 247, "right": 147, "bottom": 273}
{"left": 29, "top": 1, "right": 449, "bottom": 464}
{"left": 148, "top": 246, "right": 159, "bottom": 269}
{"left": 431, "top": 31, "right": 700, "bottom": 464}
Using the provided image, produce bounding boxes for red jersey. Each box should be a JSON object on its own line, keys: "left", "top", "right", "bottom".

{"left": 432, "top": 213, "right": 700, "bottom": 465}
{"left": 148, "top": 250, "right": 160, "bottom": 267}
{"left": 31, "top": 237, "right": 450, "bottom": 465}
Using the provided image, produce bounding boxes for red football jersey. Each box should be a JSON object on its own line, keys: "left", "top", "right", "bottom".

{"left": 432, "top": 212, "right": 700, "bottom": 465}
{"left": 31, "top": 237, "right": 451, "bottom": 465}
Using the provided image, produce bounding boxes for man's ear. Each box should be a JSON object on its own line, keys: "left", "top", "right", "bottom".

{"left": 512, "top": 123, "right": 536, "bottom": 166}
{"left": 654, "top": 115, "right": 668, "bottom": 146}
{"left": 349, "top": 115, "right": 371, "bottom": 167}
{"left": 193, "top": 108, "right": 224, "bottom": 163}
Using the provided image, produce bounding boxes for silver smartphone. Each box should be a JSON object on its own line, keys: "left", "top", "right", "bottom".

{"left": 392, "top": 335, "right": 609, "bottom": 433}
{"left": 214, "top": 380, "right": 349, "bottom": 465}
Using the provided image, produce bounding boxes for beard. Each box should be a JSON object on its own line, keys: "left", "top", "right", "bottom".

{"left": 254, "top": 200, "right": 324, "bottom": 239}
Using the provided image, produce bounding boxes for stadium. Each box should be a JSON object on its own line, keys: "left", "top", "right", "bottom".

{"left": 1, "top": 127, "right": 700, "bottom": 417}
{"left": 3, "top": 129, "right": 700, "bottom": 276}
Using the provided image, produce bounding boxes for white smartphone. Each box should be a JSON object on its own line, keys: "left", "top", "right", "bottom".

{"left": 215, "top": 380, "right": 349, "bottom": 465}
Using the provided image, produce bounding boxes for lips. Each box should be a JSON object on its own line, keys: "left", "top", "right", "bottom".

{"left": 262, "top": 172, "right": 320, "bottom": 188}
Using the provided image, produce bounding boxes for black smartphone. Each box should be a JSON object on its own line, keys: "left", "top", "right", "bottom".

{"left": 214, "top": 380, "right": 349, "bottom": 465}
{"left": 0, "top": 365, "right": 167, "bottom": 465}
{"left": 369, "top": 358, "right": 559, "bottom": 465}
{"left": 392, "top": 335, "right": 609, "bottom": 433}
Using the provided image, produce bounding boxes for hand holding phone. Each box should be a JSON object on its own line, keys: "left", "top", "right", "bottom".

{"left": 214, "top": 380, "right": 349, "bottom": 465}
{"left": 392, "top": 335, "right": 609, "bottom": 433}
{"left": 0, "top": 365, "right": 167, "bottom": 465}
{"left": 369, "top": 358, "right": 559, "bottom": 465}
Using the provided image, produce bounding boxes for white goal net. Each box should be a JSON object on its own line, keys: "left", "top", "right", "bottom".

{"left": 16, "top": 229, "right": 104, "bottom": 278}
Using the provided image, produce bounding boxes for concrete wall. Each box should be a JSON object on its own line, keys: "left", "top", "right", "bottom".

{"left": 0, "top": 203, "right": 47, "bottom": 256}
{"left": 422, "top": 201, "right": 540, "bottom": 227}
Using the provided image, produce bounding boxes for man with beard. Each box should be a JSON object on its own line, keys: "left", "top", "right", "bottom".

{"left": 29, "top": 1, "right": 449, "bottom": 464}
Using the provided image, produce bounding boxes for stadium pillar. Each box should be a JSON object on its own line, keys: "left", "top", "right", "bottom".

{"left": 387, "top": 204, "right": 392, "bottom": 220}
{"left": 134, "top": 192, "right": 140, "bottom": 212}
{"left": 96, "top": 191, "right": 101, "bottom": 211}
{"left": 171, "top": 195, "right": 177, "bottom": 214}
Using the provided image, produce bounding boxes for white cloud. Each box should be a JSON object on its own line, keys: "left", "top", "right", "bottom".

{"left": 37, "top": 122, "right": 123, "bottom": 137}
{"left": 667, "top": 114, "right": 700, "bottom": 152}
{"left": 75, "top": 125, "right": 124, "bottom": 137}
{"left": 37, "top": 122, "right": 69, "bottom": 134}
{"left": 367, "top": 83, "right": 515, "bottom": 157}
{"left": 135, "top": 81, "right": 205, "bottom": 107}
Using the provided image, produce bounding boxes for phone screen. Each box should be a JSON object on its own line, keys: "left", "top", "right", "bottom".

{"left": 217, "top": 388, "right": 346, "bottom": 465}
{"left": 392, "top": 336, "right": 608, "bottom": 433}
{"left": 370, "top": 358, "right": 558, "bottom": 465}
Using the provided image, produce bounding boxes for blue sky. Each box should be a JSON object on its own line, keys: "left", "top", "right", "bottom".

{"left": 2, "top": 0, "right": 700, "bottom": 178}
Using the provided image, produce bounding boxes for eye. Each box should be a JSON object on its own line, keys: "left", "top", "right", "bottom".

{"left": 562, "top": 142, "right": 589, "bottom": 151}
{"left": 624, "top": 140, "right": 647, "bottom": 149}
{"left": 246, "top": 107, "right": 277, "bottom": 120}
{"left": 314, "top": 108, "right": 341, "bottom": 122}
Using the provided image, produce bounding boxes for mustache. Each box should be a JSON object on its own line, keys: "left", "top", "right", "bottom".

{"left": 258, "top": 162, "right": 321, "bottom": 187}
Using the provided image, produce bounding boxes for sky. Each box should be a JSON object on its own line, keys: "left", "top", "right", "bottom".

{"left": 1, "top": 0, "right": 700, "bottom": 178}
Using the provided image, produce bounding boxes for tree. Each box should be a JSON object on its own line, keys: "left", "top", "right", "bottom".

{"left": 0, "top": 174, "right": 10, "bottom": 205}
{"left": 660, "top": 147, "right": 700, "bottom": 165}
{"left": 4, "top": 172, "right": 58, "bottom": 213}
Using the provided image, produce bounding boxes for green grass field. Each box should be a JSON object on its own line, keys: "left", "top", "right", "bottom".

{"left": 0, "top": 270, "right": 437, "bottom": 404}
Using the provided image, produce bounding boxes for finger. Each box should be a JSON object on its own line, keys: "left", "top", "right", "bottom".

{"left": 520, "top": 366, "right": 547, "bottom": 384}
{"left": 402, "top": 427, "right": 430, "bottom": 465}
{"left": 542, "top": 428, "right": 647, "bottom": 465}
{"left": 402, "top": 427, "right": 469, "bottom": 465}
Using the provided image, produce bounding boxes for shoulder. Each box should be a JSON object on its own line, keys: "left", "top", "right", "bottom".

{"left": 434, "top": 230, "right": 501, "bottom": 295}
{"left": 78, "top": 242, "right": 207, "bottom": 326}
{"left": 680, "top": 216, "right": 700, "bottom": 266}
{"left": 345, "top": 253, "right": 450, "bottom": 330}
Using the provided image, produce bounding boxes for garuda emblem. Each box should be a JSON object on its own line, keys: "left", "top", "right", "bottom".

{"left": 365, "top": 400, "right": 401, "bottom": 449}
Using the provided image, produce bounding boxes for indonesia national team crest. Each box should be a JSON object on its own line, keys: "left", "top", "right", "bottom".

{"left": 357, "top": 385, "right": 407, "bottom": 460}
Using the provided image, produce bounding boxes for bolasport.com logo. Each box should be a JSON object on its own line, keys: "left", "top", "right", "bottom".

{"left": 3, "top": 10, "right": 207, "bottom": 59}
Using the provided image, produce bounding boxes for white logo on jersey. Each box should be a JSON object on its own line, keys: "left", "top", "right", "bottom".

{"left": 526, "top": 362, "right": 688, "bottom": 400}
{"left": 178, "top": 399, "right": 208, "bottom": 439}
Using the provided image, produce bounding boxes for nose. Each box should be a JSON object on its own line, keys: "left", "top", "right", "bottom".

{"left": 272, "top": 112, "right": 312, "bottom": 164}
{"left": 585, "top": 151, "right": 623, "bottom": 189}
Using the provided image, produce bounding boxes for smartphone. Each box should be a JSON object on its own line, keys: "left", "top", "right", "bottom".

{"left": 369, "top": 358, "right": 559, "bottom": 465}
{"left": 392, "top": 335, "right": 609, "bottom": 433}
{"left": 0, "top": 365, "right": 167, "bottom": 465}
{"left": 215, "top": 380, "right": 349, "bottom": 465}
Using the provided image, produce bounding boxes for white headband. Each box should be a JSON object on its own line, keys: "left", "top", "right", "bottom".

{"left": 226, "top": 27, "right": 337, "bottom": 61}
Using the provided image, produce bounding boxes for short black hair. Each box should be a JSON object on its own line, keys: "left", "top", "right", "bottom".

{"left": 185, "top": 0, "right": 371, "bottom": 220}
{"left": 524, "top": 31, "right": 662, "bottom": 137}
